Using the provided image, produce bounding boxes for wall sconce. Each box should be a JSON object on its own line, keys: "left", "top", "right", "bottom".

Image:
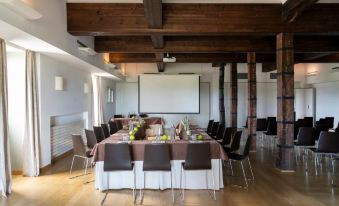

{"left": 55, "top": 76, "right": 63, "bottom": 91}
{"left": 306, "top": 71, "right": 319, "bottom": 77}
{"left": 84, "top": 82, "right": 89, "bottom": 94}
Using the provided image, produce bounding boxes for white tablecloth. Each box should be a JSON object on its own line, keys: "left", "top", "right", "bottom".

{"left": 95, "top": 159, "right": 224, "bottom": 191}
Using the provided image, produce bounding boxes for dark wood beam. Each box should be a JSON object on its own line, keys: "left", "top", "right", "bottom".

{"left": 95, "top": 36, "right": 339, "bottom": 54}
{"left": 282, "top": 0, "right": 319, "bottom": 23}
{"left": 262, "top": 63, "right": 276, "bottom": 72}
{"left": 67, "top": 3, "right": 339, "bottom": 36}
{"left": 301, "top": 53, "right": 331, "bottom": 61}
{"left": 109, "top": 53, "right": 339, "bottom": 63}
{"left": 143, "top": 0, "right": 165, "bottom": 71}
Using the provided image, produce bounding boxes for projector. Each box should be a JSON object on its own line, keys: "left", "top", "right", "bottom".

{"left": 163, "top": 53, "right": 176, "bottom": 63}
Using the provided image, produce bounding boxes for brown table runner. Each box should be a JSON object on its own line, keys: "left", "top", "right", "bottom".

{"left": 91, "top": 129, "right": 228, "bottom": 162}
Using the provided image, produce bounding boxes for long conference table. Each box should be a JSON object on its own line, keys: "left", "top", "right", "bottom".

{"left": 91, "top": 127, "right": 227, "bottom": 191}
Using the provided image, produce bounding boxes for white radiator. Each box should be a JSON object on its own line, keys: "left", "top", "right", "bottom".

{"left": 51, "top": 121, "right": 85, "bottom": 159}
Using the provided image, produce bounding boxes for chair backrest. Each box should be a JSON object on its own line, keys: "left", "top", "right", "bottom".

{"left": 256, "top": 118, "right": 267, "bottom": 131}
{"left": 303, "top": 117, "right": 314, "bottom": 127}
{"left": 243, "top": 135, "right": 252, "bottom": 157}
{"left": 84, "top": 129, "right": 97, "bottom": 149}
{"left": 101, "top": 123, "right": 110, "bottom": 138}
{"left": 296, "top": 127, "right": 315, "bottom": 146}
{"left": 325, "top": 117, "right": 334, "bottom": 128}
{"left": 143, "top": 144, "right": 171, "bottom": 171}
{"left": 215, "top": 123, "right": 225, "bottom": 140}
{"left": 116, "top": 120, "right": 123, "bottom": 130}
{"left": 71, "top": 134, "right": 86, "bottom": 156}
{"left": 210, "top": 122, "right": 219, "bottom": 136}
{"left": 140, "top": 113, "right": 148, "bottom": 118}
{"left": 93, "top": 126, "right": 105, "bottom": 143}
{"left": 266, "top": 117, "right": 276, "bottom": 128}
{"left": 221, "top": 127, "right": 236, "bottom": 145}
{"left": 206, "top": 120, "right": 214, "bottom": 134}
{"left": 104, "top": 143, "right": 133, "bottom": 171}
{"left": 314, "top": 124, "right": 330, "bottom": 140}
{"left": 108, "top": 121, "right": 119, "bottom": 134}
{"left": 129, "top": 114, "right": 137, "bottom": 118}
{"left": 266, "top": 120, "right": 277, "bottom": 135}
{"left": 335, "top": 122, "right": 339, "bottom": 133}
{"left": 184, "top": 143, "right": 211, "bottom": 170}
{"left": 230, "top": 131, "right": 242, "bottom": 152}
{"left": 114, "top": 114, "right": 123, "bottom": 118}
{"left": 317, "top": 132, "right": 339, "bottom": 153}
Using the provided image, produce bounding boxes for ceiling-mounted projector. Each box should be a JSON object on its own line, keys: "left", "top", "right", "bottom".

{"left": 163, "top": 53, "right": 176, "bottom": 63}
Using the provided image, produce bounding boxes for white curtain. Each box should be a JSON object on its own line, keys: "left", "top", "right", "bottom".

{"left": 22, "top": 51, "right": 40, "bottom": 177}
{"left": 92, "top": 75, "right": 104, "bottom": 126}
{"left": 0, "top": 38, "right": 12, "bottom": 197}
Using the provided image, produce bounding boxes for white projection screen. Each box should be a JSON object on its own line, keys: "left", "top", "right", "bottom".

{"left": 139, "top": 74, "right": 200, "bottom": 114}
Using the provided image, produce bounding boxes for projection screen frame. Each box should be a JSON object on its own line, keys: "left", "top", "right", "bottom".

{"left": 138, "top": 75, "right": 201, "bottom": 114}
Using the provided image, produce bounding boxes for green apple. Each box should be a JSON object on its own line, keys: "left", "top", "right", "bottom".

{"left": 129, "top": 131, "right": 134, "bottom": 135}
{"left": 133, "top": 127, "right": 138, "bottom": 132}
{"left": 197, "top": 134, "right": 204, "bottom": 141}
{"left": 130, "top": 135, "right": 135, "bottom": 141}
{"left": 161, "top": 134, "right": 168, "bottom": 141}
{"left": 137, "top": 124, "right": 141, "bottom": 128}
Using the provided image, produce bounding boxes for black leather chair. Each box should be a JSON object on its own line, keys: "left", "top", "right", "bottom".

{"left": 70, "top": 134, "right": 93, "bottom": 176}
{"left": 220, "top": 127, "right": 237, "bottom": 146}
{"left": 294, "top": 127, "right": 315, "bottom": 170}
{"left": 139, "top": 113, "right": 148, "bottom": 118}
{"left": 114, "top": 114, "right": 123, "bottom": 118}
{"left": 181, "top": 143, "right": 216, "bottom": 201}
{"left": 256, "top": 118, "right": 267, "bottom": 132}
{"left": 228, "top": 135, "right": 254, "bottom": 188}
{"left": 129, "top": 114, "right": 137, "bottom": 118}
{"left": 314, "top": 123, "right": 330, "bottom": 140}
{"left": 108, "top": 121, "right": 119, "bottom": 135}
{"left": 116, "top": 120, "right": 123, "bottom": 130}
{"left": 93, "top": 126, "right": 106, "bottom": 143}
{"left": 215, "top": 123, "right": 225, "bottom": 140}
{"left": 210, "top": 122, "right": 219, "bottom": 137}
{"left": 263, "top": 120, "right": 277, "bottom": 148}
{"left": 266, "top": 117, "right": 276, "bottom": 128}
{"left": 311, "top": 131, "right": 339, "bottom": 176}
{"left": 335, "top": 122, "right": 339, "bottom": 133}
{"left": 325, "top": 117, "right": 335, "bottom": 129}
{"left": 206, "top": 120, "right": 214, "bottom": 134}
{"left": 84, "top": 129, "right": 97, "bottom": 149}
{"left": 223, "top": 131, "right": 242, "bottom": 155}
{"left": 140, "top": 144, "right": 173, "bottom": 204}
{"left": 101, "top": 124, "right": 110, "bottom": 138}
{"left": 303, "top": 117, "right": 314, "bottom": 127}
{"left": 101, "top": 143, "right": 136, "bottom": 205}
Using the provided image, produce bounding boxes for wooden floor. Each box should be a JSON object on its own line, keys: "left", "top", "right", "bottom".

{"left": 1, "top": 147, "right": 338, "bottom": 206}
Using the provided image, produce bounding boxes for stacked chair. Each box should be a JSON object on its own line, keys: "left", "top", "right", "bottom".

{"left": 256, "top": 118, "right": 268, "bottom": 147}
{"left": 294, "top": 127, "right": 316, "bottom": 171}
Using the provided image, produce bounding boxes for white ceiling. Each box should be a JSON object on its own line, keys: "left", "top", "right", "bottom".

{"left": 67, "top": 0, "right": 339, "bottom": 3}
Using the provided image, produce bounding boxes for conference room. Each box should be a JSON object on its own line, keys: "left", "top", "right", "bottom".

{"left": 1, "top": 1, "right": 339, "bottom": 206}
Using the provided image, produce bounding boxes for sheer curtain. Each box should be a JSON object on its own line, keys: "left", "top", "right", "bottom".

{"left": 0, "top": 38, "right": 12, "bottom": 197}
{"left": 92, "top": 75, "right": 104, "bottom": 126}
{"left": 22, "top": 50, "right": 40, "bottom": 177}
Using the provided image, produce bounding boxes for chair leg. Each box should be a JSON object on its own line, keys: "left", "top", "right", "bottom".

{"left": 211, "top": 169, "right": 216, "bottom": 201}
{"left": 170, "top": 170, "right": 174, "bottom": 204}
{"left": 84, "top": 158, "right": 89, "bottom": 175}
{"left": 70, "top": 155, "right": 75, "bottom": 175}
{"left": 101, "top": 173, "right": 110, "bottom": 205}
{"left": 331, "top": 158, "right": 335, "bottom": 186}
{"left": 240, "top": 161, "right": 248, "bottom": 188}
{"left": 247, "top": 157, "right": 254, "bottom": 181}
{"left": 181, "top": 166, "right": 185, "bottom": 201}
{"left": 315, "top": 153, "right": 319, "bottom": 176}
{"left": 133, "top": 167, "right": 136, "bottom": 204}
{"left": 229, "top": 160, "right": 234, "bottom": 176}
{"left": 140, "top": 171, "right": 145, "bottom": 205}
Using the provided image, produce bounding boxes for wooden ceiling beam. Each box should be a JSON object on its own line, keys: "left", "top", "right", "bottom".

{"left": 67, "top": 3, "right": 339, "bottom": 36}
{"left": 262, "top": 63, "right": 276, "bottom": 72}
{"left": 282, "top": 0, "right": 319, "bottom": 23}
{"left": 95, "top": 36, "right": 339, "bottom": 53}
{"left": 143, "top": 0, "right": 165, "bottom": 72}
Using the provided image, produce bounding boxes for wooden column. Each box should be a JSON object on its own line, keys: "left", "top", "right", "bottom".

{"left": 275, "top": 33, "right": 295, "bottom": 171}
{"left": 231, "top": 63, "right": 238, "bottom": 128}
{"left": 219, "top": 64, "right": 226, "bottom": 124}
{"left": 247, "top": 53, "right": 257, "bottom": 151}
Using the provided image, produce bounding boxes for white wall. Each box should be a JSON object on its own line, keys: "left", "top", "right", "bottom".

{"left": 7, "top": 50, "right": 25, "bottom": 171}
{"left": 100, "top": 77, "right": 116, "bottom": 122}
{"left": 39, "top": 54, "right": 93, "bottom": 167}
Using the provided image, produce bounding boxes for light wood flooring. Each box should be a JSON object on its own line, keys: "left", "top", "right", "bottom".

{"left": 1, "top": 148, "right": 338, "bottom": 206}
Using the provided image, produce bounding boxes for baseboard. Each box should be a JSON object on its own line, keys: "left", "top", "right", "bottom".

{"left": 40, "top": 164, "right": 52, "bottom": 174}
{"left": 12, "top": 170, "right": 22, "bottom": 175}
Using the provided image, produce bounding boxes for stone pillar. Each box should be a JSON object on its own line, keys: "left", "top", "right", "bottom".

{"left": 231, "top": 63, "right": 238, "bottom": 128}
{"left": 247, "top": 52, "right": 257, "bottom": 151}
{"left": 275, "top": 33, "right": 296, "bottom": 171}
